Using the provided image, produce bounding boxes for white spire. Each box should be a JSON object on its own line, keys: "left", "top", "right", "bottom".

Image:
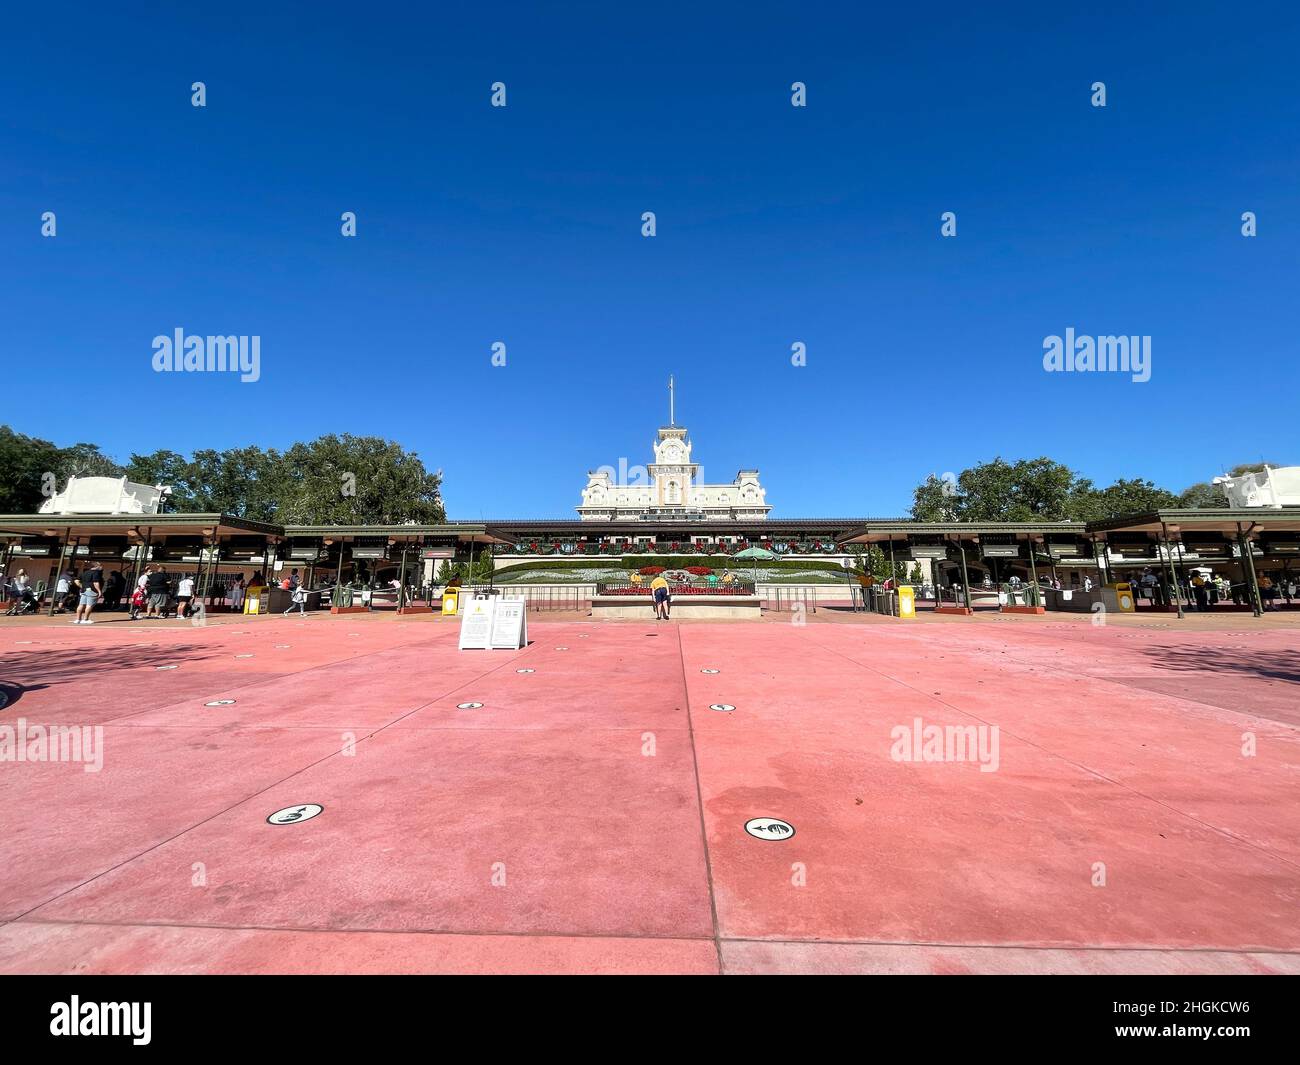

{"left": 669, "top": 374, "right": 675, "bottom": 426}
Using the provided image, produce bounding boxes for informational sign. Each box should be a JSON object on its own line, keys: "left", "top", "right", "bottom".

{"left": 457, "top": 596, "right": 496, "bottom": 650}
{"left": 490, "top": 599, "right": 528, "bottom": 649}
{"left": 458, "top": 596, "right": 528, "bottom": 650}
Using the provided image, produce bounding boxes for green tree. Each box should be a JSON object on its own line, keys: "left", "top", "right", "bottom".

{"left": 0, "top": 426, "right": 62, "bottom": 512}
{"left": 0, "top": 426, "right": 123, "bottom": 512}
{"left": 1073, "top": 478, "right": 1179, "bottom": 520}
{"left": 277, "top": 435, "right": 444, "bottom": 525}
{"left": 914, "top": 457, "right": 1080, "bottom": 521}
{"left": 124, "top": 450, "right": 199, "bottom": 511}
{"left": 911, "top": 474, "right": 959, "bottom": 522}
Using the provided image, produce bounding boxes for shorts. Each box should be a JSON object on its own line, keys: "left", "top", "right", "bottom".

{"left": 653, "top": 587, "right": 669, "bottom": 604}
{"left": 177, "top": 595, "right": 192, "bottom": 604}
{"left": 79, "top": 589, "right": 99, "bottom": 606}
{"left": 149, "top": 593, "right": 168, "bottom": 610}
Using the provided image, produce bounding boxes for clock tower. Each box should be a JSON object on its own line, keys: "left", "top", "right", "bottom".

{"left": 649, "top": 426, "right": 697, "bottom": 508}
{"left": 576, "top": 375, "right": 770, "bottom": 520}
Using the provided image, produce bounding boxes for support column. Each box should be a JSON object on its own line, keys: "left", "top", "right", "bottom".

{"left": 887, "top": 538, "right": 898, "bottom": 615}
{"left": 200, "top": 538, "right": 222, "bottom": 615}
{"left": 957, "top": 538, "right": 972, "bottom": 610}
{"left": 1237, "top": 522, "right": 1263, "bottom": 617}
{"left": 48, "top": 529, "right": 74, "bottom": 616}
{"left": 1159, "top": 525, "right": 1185, "bottom": 620}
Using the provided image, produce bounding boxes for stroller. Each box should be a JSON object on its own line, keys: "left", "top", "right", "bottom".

{"left": 4, "top": 582, "right": 40, "bottom": 616}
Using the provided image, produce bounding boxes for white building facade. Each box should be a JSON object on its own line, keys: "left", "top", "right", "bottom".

{"left": 578, "top": 423, "right": 770, "bottom": 522}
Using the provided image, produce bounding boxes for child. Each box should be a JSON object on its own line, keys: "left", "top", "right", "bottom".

{"left": 284, "top": 581, "right": 308, "bottom": 616}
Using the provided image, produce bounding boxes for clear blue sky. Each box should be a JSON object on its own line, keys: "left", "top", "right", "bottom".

{"left": 2, "top": 2, "right": 1297, "bottom": 519}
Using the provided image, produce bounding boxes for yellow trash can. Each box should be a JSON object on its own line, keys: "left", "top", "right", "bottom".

{"left": 1109, "top": 582, "right": 1135, "bottom": 612}
{"left": 243, "top": 585, "right": 264, "bottom": 614}
{"left": 441, "top": 587, "right": 460, "bottom": 616}
{"left": 897, "top": 585, "right": 916, "bottom": 619}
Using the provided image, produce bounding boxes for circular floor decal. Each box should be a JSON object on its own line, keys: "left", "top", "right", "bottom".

{"left": 155, "top": 665, "right": 179, "bottom": 671}
{"left": 267, "top": 804, "right": 323, "bottom": 826}
{"left": 456, "top": 701, "right": 483, "bottom": 710}
{"left": 709, "top": 703, "right": 736, "bottom": 713}
{"left": 700, "top": 668, "right": 719, "bottom": 674}
{"left": 515, "top": 668, "right": 534, "bottom": 674}
{"left": 205, "top": 699, "right": 236, "bottom": 707}
{"left": 745, "top": 817, "right": 795, "bottom": 840}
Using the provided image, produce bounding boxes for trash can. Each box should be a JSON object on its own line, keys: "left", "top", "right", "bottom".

{"left": 441, "top": 587, "right": 460, "bottom": 616}
{"left": 898, "top": 585, "right": 916, "bottom": 619}
{"left": 243, "top": 585, "right": 264, "bottom": 615}
{"left": 1108, "top": 582, "right": 1136, "bottom": 612}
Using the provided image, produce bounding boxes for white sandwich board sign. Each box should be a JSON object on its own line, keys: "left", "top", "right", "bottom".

{"left": 458, "top": 596, "right": 528, "bottom": 650}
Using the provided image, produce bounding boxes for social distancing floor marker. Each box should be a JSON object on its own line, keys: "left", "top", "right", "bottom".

{"left": 710, "top": 703, "right": 736, "bottom": 713}
{"left": 457, "top": 702, "right": 483, "bottom": 710}
{"left": 235, "top": 654, "right": 255, "bottom": 658}
{"left": 155, "top": 665, "right": 179, "bottom": 670}
{"left": 516, "top": 668, "right": 534, "bottom": 674}
{"left": 745, "top": 817, "right": 795, "bottom": 840}
{"left": 205, "top": 699, "right": 236, "bottom": 707}
{"left": 275, "top": 644, "right": 290, "bottom": 648}
{"left": 555, "top": 646, "right": 568, "bottom": 650}
{"left": 701, "top": 668, "right": 719, "bottom": 674}
{"left": 267, "top": 804, "right": 323, "bottom": 825}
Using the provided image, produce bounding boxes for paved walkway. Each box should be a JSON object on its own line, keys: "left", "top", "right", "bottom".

{"left": 1, "top": 609, "right": 1297, "bottom": 973}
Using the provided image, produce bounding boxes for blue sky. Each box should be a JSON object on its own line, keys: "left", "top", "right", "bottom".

{"left": 2, "top": 2, "right": 1297, "bottom": 518}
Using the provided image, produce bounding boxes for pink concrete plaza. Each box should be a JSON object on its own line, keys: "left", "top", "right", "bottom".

{"left": 1, "top": 606, "right": 1297, "bottom": 975}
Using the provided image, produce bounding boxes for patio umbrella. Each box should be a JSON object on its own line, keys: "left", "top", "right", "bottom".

{"left": 734, "top": 546, "right": 776, "bottom": 586}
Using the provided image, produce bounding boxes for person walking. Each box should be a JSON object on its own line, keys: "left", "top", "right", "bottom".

{"left": 53, "top": 567, "right": 75, "bottom": 614}
{"left": 176, "top": 573, "right": 195, "bottom": 618}
{"left": 74, "top": 560, "right": 104, "bottom": 624}
{"left": 283, "top": 580, "right": 308, "bottom": 616}
{"left": 228, "top": 574, "right": 245, "bottom": 612}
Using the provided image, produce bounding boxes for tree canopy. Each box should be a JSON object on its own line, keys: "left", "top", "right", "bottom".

{"left": 911, "top": 457, "right": 1185, "bottom": 522}
{"left": 1, "top": 427, "right": 444, "bottom": 525}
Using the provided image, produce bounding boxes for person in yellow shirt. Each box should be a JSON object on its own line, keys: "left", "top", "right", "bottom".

{"left": 650, "top": 573, "right": 671, "bottom": 620}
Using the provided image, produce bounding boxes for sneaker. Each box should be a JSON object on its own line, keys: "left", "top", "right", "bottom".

{"left": 82, "top": 619, "right": 95, "bottom": 624}
{"left": 69, "top": 620, "right": 81, "bottom": 624}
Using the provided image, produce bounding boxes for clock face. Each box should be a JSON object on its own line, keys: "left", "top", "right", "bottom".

{"left": 662, "top": 443, "right": 682, "bottom": 461}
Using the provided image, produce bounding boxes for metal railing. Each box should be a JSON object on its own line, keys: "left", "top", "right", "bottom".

{"left": 1000, "top": 582, "right": 1042, "bottom": 608}
{"left": 764, "top": 586, "right": 819, "bottom": 613}
{"left": 596, "top": 579, "right": 756, "bottom": 596}
{"left": 460, "top": 583, "right": 589, "bottom": 612}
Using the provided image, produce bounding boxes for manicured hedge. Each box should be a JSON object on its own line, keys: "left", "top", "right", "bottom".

{"left": 493, "top": 556, "right": 846, "bottom": 576}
